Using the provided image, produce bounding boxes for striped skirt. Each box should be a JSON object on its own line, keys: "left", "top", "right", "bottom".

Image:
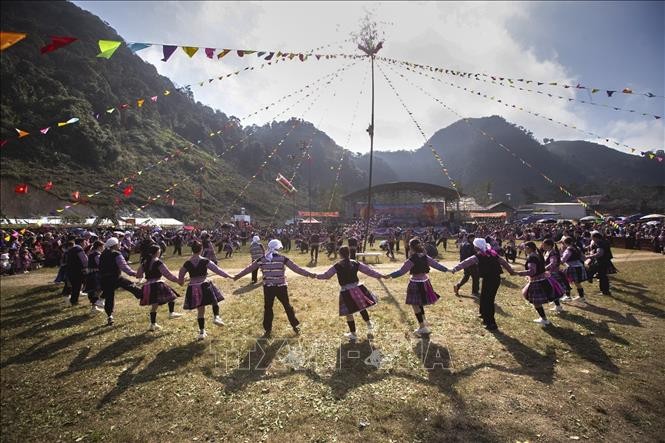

{"left": 405, "top": 279, "right": 440, "bottom": 306}
{"left": 140, "top": 281, "right": 179, "bottom": 306}
{"left": 183, "top": 281, "right": 224, "bottom": 310}
{"left": 339, "top": 284, "right": 378, "bottom": 316}
{"left": 565, "top": 265, "right": 587, "bottom": 283}
{"left": 522, "top": 276, "right": 564, "bottom": 306}
{"left": 550, "top": 270, "right": 571, "bottom": 293}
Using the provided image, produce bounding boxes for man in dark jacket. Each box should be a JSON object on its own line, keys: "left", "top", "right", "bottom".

{"left": 453, "top": 233, "right": 479, "bottom": 296}
{"left": 66, "top": 238, "right": 88, "bottom": 306}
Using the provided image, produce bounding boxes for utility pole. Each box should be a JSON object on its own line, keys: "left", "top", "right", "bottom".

{"left": 307, "top": 141, "right": 312, "bottom": 225}
{"left": 357, "top": 20, "right": 383, "bottom": 252}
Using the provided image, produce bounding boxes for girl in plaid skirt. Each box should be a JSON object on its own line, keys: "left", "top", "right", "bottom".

{"left": 560, "top": 237, "right": 587, "bottom": 303}
{"left": 386, "top": 238, "right": 449, "bottom": 337}
{"left": 315, "top": 246, "right": 384, "bottom": 341}
{"left": 542, "top": 239, "right": 572, "bottom": 307}
{"left": 516, "top": 242, "right": 564, "bottom": 326}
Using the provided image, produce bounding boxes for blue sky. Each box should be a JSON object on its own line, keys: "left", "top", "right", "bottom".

{"left": 73, "top": 1, "right": 664, "bottom": 154}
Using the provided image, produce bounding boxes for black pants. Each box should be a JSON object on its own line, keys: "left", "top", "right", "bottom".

{"left": 101, "top": 276, "right": 142, "bottom": 316}
{"left": 69, "top": 273, "right": 83, "bottom": 304}
{"left": 251, "top": 269, "right": 259, "bottom": 283}
{"left": 310, "top": 245, "right": 319, "bottom": 261}
{"left": 597, "top": 265, "right": 610, "bottom": 293}
{"left": 436, "top": 238, "right": 448, "bottom": 251}
{"left": 263, "top": 285, "right": 299, "bottom": 332}
{"left": 457, "top": 265, "right": 480, "bottom": 294}
{"left": 173, "top": 244, "right": 182, "bottom": 255}
{"left": 349, "top": 247, "right": 357, "bottom": 260}
{"left": 480, "top": 275, "right": 501, "bottom": 327}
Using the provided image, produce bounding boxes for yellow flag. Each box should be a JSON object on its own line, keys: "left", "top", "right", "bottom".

{"left": 0, "top": 32, "right": 27, "bottom": 51}
{"left": 164, "top": 90, "right": 170, "bottom": 95}
{"left": 182, "top": 46, "right": 199, "bottom": 57}
{"left": 96, "top": 40, "right": 122, "bottom": 59}
{"left": 137, "top": 99, "right": 145, "bottom": 108}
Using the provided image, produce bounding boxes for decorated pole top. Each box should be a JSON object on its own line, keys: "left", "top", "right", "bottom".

{"left": 353, "top": 12, "right": 384, "bottom": 57}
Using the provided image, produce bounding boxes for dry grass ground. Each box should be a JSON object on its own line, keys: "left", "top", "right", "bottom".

{"left": 1, "top": 244, "right": 664, "bottom": 442}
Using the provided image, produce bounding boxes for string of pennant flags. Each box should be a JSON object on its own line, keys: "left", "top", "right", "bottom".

{"left": 375, "top": 55, "right": 665, "bottom": 100}
{"left": 0, "top": 30, "right": 355, "bottom": 64}
{"left": 230, "top": 62, "right": 356, "bottom": 212}
{"left": 1, "top": 55, "right": 316, "bottom": 147}
{"left": 328, "top": 64, "right": 370, "bottom": 211}
{"left": 443, "top": 67, "right": 662, "bottom": 121}
{"left": 270, "top": 63, "right": 358, "bottom": 223}
{"left": 392, "top": 61, "right": 664, "bottom": 162}
{"left": 49, "top": 63, "right": 348, "bottom": 215}
{"left": 136, "top": 63, "right": 354, "bottom": 215}
{"left": 376, "top": 64, "right": 462, "bottom": 198}
{"left": 382, "top": 61, "right": 605, "bottom": 218}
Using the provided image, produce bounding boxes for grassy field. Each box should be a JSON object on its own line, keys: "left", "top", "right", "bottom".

{"left": 1, "top": 245, "right": 664, "bottom": 442}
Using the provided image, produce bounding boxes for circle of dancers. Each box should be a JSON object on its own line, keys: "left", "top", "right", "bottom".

{"left": 56, "top": 230, "right": 616, "bottom": 341}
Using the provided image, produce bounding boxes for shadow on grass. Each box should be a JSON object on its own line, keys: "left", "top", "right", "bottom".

{"left": 611, "top": 286, "right": 665, "bottom": 318}
{"left": 5, "top": 284, "right": 59, "bottom": 300}
{"left": 1, "top": 307, "right": 64, "bottom": 331}
{"left": 458, "top": 293, "right": 511, "bottom": 318}
{"left": 491, "top": 331, "right": 556, "bottom": 384}
{"left": 377, "top": 280, "right": 412, "bottom": 326}
{"left": 559, "top": 311, "right": 630, "bottom": 345}
{"left": 1, "top": 325, "right": 111, "bottom": 368}
{"left": 98, "top": 340, "right": 207, "bottom": 408}
{"left": 542, "top": 325, "right": 620, "bottom": 373}
{"left": 16, "top": 312, "right": 93, "bottom": 339}
{"left": 328, "top": 341, "right": 388, "bottom": 399}
{"left": 56, "top": 332, "right": 164, "bottom": 378}
{"left": 576, "top": 303, "right": 642, "bottom": 327}
{"left": 232, "top": 284, "right": 261, "bottom": 296}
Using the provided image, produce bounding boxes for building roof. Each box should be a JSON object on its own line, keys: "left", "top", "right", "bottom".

{"left": 533, "top": 202, "right": 585, "bottom": 206}
{"left": 484, "top": 201, "right": 515, "bottom": 211}
{"left": 342, "top": 182, "right": 460, "bottom": 202}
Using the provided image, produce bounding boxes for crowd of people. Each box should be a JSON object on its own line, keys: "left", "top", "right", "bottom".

{"left": 2, "top": 213, "right": 658, "bottom": 341}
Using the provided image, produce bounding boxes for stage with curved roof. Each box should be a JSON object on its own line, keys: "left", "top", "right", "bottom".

{"left": 341, "top": 181, "right": 462, "bottom": 221}
{"left": 342, "top": 181, "right": 461, "bottom": 202}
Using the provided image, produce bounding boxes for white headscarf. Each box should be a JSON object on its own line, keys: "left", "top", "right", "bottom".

{"left": 105, "top": 237, "right": 119, "bottom": 249}
{"left": 473, "top": 238, "right": 488, "bottom": 252}
{"left": 265, "top": 239, "right": 283, "bottom": 261}
{"left": 251, "top": 235, "right": 260, "bottom": 244}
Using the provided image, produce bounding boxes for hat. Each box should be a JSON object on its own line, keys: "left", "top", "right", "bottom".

{"left": 105, "top": 237, "right": 119, "bottom": 249}
{"left": 473, "top": 238, "right": 488, "bottom": 252}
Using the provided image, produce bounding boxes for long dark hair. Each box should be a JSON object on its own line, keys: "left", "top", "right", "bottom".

{"left": 542, "top": 238, "right": 559, "bottom": 256}
{"left": 524, "top": 241, "right": 544, "bottom": 261}
{"left": 409, "top": 237, "right": 425, "bottom": 257}
{"left": 141, "top": 244, "right": 161, "bottom": 268}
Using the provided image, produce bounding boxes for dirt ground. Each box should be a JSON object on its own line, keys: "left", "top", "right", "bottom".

{"left": 1, "top": 245, "right": 664, "bottom": 442}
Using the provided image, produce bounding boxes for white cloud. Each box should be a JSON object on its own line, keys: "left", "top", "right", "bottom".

{"left": 76, "top": 1, "right": 663, "bottom": 155}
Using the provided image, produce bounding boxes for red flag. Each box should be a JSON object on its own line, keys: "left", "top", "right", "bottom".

{"left": 72, "top": 191, "right": 80, "bottom": 200}
{"left": 14, "top": 183, "right": 28, "bottom": 194}
{"left": 44, "top": 181, "right": 53, "bottom": 191}
{"left": 40, "top": 36, "right": 77, "bottom": 54}
{"left": 123, "top": 185, "right": 133, "bottom": 196}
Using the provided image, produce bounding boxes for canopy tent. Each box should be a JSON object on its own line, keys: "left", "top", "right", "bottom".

{"left": 639, "top": 214, "right": 665, "bottom": 220}
{"left": 300, "top": 217, "right": 321, "bottom": 224}
{"left": 579, "top": 216, "right": 601, "bottom": 222}
{"left": 536, "top": 218, "right": 557, "bottom": 224}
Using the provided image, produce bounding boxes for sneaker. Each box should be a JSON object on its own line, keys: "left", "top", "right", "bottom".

{"left": 168, "top": 312, "right": 183, "bottom": 319}
{"left": 572, "top": 296, "right": 587, "bottom": 305}
{"left": 559, "top": 295, "right": 572, "bottom": 303}
{"left": 90, "top": 305, "right": 103, "bottom": 313}
{"left": 262, "top": 330, "right": 272, "bottom": 339}
{"left": 293, "top": 325, "right": 301, "bottom": 335}
{"left": 107, "top": 316, "right": 114, "bottom": 326}
{"left": 413, "top": 325, "right": 432, "bottom": 337}
{"left": 366, "top": 320, "right": 376, "bottom": 339}
{"left": 213, "top": 316, "right": 225, "bottom": 326}
{"left": 550, "top": 305, "right": 564, "bottom": 313}
{"left": 344, "top": 331, "right": 358, "bottom": 342}
{"left": 149, "top": 323, "right": 162, "bottom": 331}
{"left": 197, "top": 330, "right": 207, "bottom": 341}
{"left": 95, "top": 299, "right": 105, "bottom": 308}
{"left": 453, "top": 284, "right": 460, "bottom": 296}
{"left": 532, "top": 318, "right": 551, "bottom": 326}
